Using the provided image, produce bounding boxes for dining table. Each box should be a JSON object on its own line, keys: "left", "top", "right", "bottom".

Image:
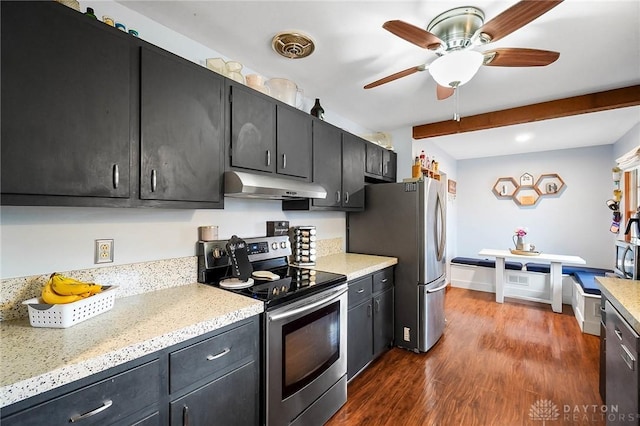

{"left": 478, "top": 248, "right": 586, "bottom": 313}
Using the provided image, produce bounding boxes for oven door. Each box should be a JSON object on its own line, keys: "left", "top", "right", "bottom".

{"left": 265, "top": 283, "right": 347, "bottom": 426}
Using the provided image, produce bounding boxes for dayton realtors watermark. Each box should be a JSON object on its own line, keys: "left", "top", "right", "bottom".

{"left": 530, "top": 399, "right": 640, "bottom": 423}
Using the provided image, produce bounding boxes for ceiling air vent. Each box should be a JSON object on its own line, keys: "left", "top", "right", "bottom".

{"left": 272, "top": 32, "right": 315, "bottom": 59}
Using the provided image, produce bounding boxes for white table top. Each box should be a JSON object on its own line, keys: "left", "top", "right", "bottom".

{"left": 479, "top": 248, "right": 586, "bottom": 265}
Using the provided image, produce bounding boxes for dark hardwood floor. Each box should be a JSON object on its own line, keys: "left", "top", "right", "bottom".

{"left": 327, "top": 287, "right": 603, "bottom": 426}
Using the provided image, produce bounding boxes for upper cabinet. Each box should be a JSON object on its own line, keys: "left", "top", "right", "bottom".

{"left": 284, "top": 119, "right": 365, "bottom": 211}
{"left": 1, "top": 1, "right": 131, "bottom": 201}
{"left": 0, "top": 1, "right": 225, "bottom": 208}
{"left": 140, "top": 47, "right": 224, "bottom": 204}
{"left": 365, "top": 141, "right": 397, "bottom": 183}
{"left": 227, "top": 83, "right": 313, "bottom": 181}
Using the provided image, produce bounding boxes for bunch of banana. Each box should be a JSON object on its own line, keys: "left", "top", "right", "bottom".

{"left": 41, "top": 273, "right": 103, "bottom": 304}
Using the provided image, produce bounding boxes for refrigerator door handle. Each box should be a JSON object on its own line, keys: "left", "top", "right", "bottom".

{"left": 435, "top": 191, "right": 446, "bottom": 261}
{"left": 426, "top": 282, "right": 449, "bottom": 293}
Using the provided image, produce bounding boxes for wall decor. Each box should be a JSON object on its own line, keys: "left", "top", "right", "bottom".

{"left": 448, "top": 179, "right": 457, "bottom": 195}
{"left": 492, "top": 173, "right": 565, "bottom": 206}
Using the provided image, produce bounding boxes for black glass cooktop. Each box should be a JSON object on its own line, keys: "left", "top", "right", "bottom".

{"left": 221, "top": 264, "right": 346, "bottom": 309}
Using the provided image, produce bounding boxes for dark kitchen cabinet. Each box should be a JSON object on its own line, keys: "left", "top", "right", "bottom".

{"left": 365, "top": 141, "right": 397, "bottom": 183}
{"left": 276, "top": 106, "right": 313, "bottom": 179}
{"left": 347, "top": 267, "right": 394, "bottom": 381}
{"left": 383, "top": 149, "right": 397, "bottom": 181}
{"left": 2, "top": 359, "right": 162, "bottom": 426}
{"left": 169, "top": 362, "right": 257, "bottom": 426}
{"left": 140, "top": 47, "right": 224, "bottom": 203}
{"left": 227, "top": 83, "right": 312, "bottom": 181}
{"left": 1, "top": 1, "right": 225, "bottom": 208}
{"left": 1, "top": 1, "right": 131, "bottom": 201}
{"left": 284, "top": 119, "right": 365, "bottom": 211}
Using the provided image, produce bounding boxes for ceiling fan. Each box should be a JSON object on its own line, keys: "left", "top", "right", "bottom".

{"left": 364, "top": 0, "right": 563, "bottom": 100}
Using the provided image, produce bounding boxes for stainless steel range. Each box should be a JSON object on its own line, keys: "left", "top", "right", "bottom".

{"left": 197, "top": 235, "right": 348, "bottom": 426}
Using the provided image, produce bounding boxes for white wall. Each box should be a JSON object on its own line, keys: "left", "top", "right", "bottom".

{"left": 455, "top": 145, "right": 616, "bottom": 269}
{"left": 613, "top": 123, "right": 640, "bottom": 159}
{"left": 0, "top": 201, "right": 345, "bottom": 278}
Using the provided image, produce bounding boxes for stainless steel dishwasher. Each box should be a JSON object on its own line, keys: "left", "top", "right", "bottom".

{"left": 605, "top": 300, "right": 639, "bottom": 425}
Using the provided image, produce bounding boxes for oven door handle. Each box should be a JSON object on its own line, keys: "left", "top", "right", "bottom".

{"left": 268, "top": 286, "right": 347, "bottom": 322}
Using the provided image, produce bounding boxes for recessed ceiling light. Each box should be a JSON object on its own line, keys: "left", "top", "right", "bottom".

{"left": 515, "top": 133, "right": 533, "bottom": 143}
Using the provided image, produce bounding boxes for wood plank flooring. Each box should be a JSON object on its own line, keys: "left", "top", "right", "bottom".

{"left": 327, "top": 287, "right": 603, "bottom": 426}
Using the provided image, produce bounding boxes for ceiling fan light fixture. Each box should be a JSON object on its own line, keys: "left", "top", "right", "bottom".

{"left": 429, "top": 50, "right": 484, "bottom": 88}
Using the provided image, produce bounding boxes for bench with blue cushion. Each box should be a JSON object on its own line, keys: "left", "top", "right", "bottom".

{"left": 524, "top": 262, "right": 611, "bottom": 296}
{"left": 452, "top": 257, "right": 523, "bottom": 271}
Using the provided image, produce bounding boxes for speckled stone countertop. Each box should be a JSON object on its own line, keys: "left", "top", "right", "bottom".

{"left": 313, "top": 253, "right": 398, "bottom": 280}
{"left": 596, "top": 277, "right": 640, "bottom": 334}
{"left": 0, "top": 284, "right": 263, "bottom": 408}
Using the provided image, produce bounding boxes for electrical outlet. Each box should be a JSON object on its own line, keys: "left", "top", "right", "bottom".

{"left": 95, "top": 239, "right": 114, "bottom": 264}
{"left": 403, "top": 327, "right": 410, "bottom": 342}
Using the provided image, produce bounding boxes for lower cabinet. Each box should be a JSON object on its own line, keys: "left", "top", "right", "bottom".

{"left": 347, "top": 267, "right": 394, "bottom": 380}
{"left": 169, "top": 362, "right": 257, "bottom": 426}
{"left": 1, "top": 317, "right": 259, "bottom": 426}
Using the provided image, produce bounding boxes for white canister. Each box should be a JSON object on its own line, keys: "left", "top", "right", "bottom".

{"left": 198, "top": 226, "right": 219, "bottom": 241}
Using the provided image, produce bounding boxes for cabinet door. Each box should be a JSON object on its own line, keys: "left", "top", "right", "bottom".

{"left": 140, "top": 48, "right": 224, "bottom": 203}
{"left": 276, "top": 106, "right": 312, "bottom": 179}
{"left": 170, "top": 361, "right": 258, "bottom": 426}
{"left": 373, "top": 288, "right": 394, "bottom": 357}
{"left": 1, "top": 1, "right": 130, "bottom": 199}
{"left": 229, "top": 84, "right": 276, "bottom": 173}
{"left": 347, "top": 300, "right": 373, "bottom": 380}
{"left": 312, "top": 121, "right": 342, "bottom": 208}
{"left": 341, "top": 133, "right": 365, "bottom": 209}
{"left": 383, "top": 150, "right": 397, "bottom": 181}
{"left": 365, "top": 142, "right": 383, "bottom": 176}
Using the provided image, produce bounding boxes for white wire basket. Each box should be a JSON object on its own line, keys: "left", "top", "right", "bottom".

{"left": 22, "top": 286, "right": 118, "bottom": 328}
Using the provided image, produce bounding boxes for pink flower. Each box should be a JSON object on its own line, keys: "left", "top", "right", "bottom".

{"left": 514, "top": 227, "right": 528, "bottom": 237}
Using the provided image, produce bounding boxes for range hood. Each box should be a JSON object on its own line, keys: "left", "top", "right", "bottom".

{"left": 224, "top": 171, "right": 327, "bottom": 200}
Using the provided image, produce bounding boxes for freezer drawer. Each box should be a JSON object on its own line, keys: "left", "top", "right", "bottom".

{"left": 418, "top": 279, "right": 447, "bottom": 352}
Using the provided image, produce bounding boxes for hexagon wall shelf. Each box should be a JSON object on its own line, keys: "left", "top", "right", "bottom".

{"left": 493, "top": 173, "right": 564, "bottom": 206}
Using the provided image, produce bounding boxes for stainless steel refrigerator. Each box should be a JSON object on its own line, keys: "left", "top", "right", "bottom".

{"left": 347, "top": 179, "right": 447, "bottom": 353}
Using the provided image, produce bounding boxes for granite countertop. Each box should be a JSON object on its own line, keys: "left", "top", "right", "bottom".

{"left": 313, "top": 252, "right": 398, "bottom": 280}
{"left": 596, "top": 277, "right": 640, "bottom": 334}
{"left": 0, "top": 283, "right": 263, "bottom": 408}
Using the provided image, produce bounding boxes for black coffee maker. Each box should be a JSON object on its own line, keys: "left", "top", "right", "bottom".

{"left": 196, "top": 235, "right": 253, "bottom": 286}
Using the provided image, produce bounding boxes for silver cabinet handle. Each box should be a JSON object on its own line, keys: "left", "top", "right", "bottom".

{"left": 621, "top": 343, "right": 636, "bottom": 371}
{"left": 112, "top": 165, "right": 119, "bottom": 189}
{"left": 344, "top": 191, "right": 350, "bottom": 204}
{"left": 381, "top": 278, "right": 388, "bottom": 283}
{"left": 356, "top": 288, "right": 365, "bottom": 294}
{"left": 70, "top": 400, "right": 113, "bottom": 422}
{"left": 614, "top": 327, "right": 623, "bottom": 341}
{"left": 266, "top": 150, "right": 271, "bottom": 166}
{"left": 206, "top": 347, "right": 230, "bottom": 361}
{"left": 151, "top": 169, "right": 157, "bottom": 192}
{"left": 336, "top": 190, "right": 341, "bottom": 203}
{"left": 367, "top": 304, "right": 372, "bottom": 317}
{"left": 282, "top": 153, "right": 287, "bottom": 169}
{"left": 183, "top": 404, "right": 190, "bottom": 426}
{"left": 375, "top": 298, "right": 380, "bottom": 312}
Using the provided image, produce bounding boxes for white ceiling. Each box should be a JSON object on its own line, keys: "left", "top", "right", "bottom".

{"left": 119, "top": 0, "right": 640, "bottom": 159}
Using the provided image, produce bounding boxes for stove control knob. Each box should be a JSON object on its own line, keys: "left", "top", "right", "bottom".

{"left": 272, "top": 287, "right": 279, "bottom": 295}
{"left": 280, "top": 241, "right": 288, "bottom": 249}
{"left": 212, "top": 247, "right": 223, "bottom": 259}
{"left": 271, "top": 242, "right": 278, "bottom": 250}
{"left": 281, "top": 285, "right": 287, "bottom": 293}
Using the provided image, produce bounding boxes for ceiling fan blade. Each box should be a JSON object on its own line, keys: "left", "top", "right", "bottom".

{"left": 382, "top": 20, "right": 443, "bottom": 50}
{"left": 364, "top": 65, "right": 425, "bottom": 89}
{"left": 437, "top": 85, "right": 455, "bottom": 100}
{"left": 477, "top": 0, "right": 563, "bottom": 43}
{"left": 483, "top": 48, "right": 560, "bottom": 67}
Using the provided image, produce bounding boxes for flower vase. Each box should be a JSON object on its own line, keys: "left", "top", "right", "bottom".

{"left": 513, "top": 235, "right": 525, "bottom": 250}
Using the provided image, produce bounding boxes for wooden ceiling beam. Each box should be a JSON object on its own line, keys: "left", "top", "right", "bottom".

{"left": 412, "top": 85, "right": 640, "bottom": 140}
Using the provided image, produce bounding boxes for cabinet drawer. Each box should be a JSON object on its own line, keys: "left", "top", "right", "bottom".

{"left": 3, "top": 360, "right": 160, "bottom": 426}
{"left": 373, "top": 268, "right": 394, "bottom": 293}
{"left": 348, "top": 276, "right": 372, "bottom": 308}
{"left": 169, "top": 321, "right": 257, "bottom": 393}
